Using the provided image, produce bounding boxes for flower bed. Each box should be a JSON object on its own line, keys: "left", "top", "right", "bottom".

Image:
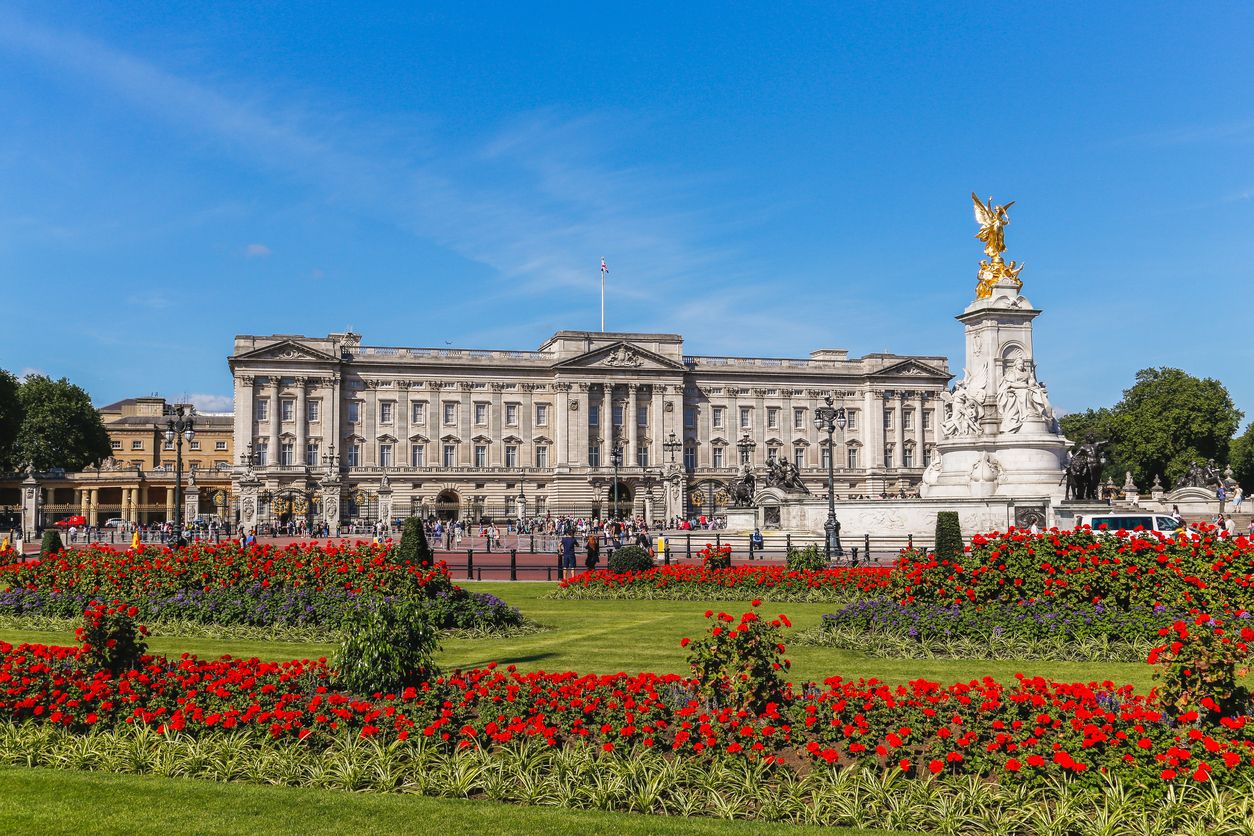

{"left": 550, "top": 564, "right": 891, "bottom": 602}
{"left": 0, "top": 542, "right": 523, "bottom": 634}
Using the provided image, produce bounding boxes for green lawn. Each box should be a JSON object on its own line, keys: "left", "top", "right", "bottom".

{"left": 0, "top": 581, "right": 1156, "bottom": 691}
{"left": 0, "top": 767, "right": 907, "bottom": 835}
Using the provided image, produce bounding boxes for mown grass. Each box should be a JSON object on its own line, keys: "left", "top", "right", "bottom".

{"left": 0, "top": 581, "right": 1155, "bottom": 691}
{"left": 0, "top": 766, "right": 908, "bottom": 835}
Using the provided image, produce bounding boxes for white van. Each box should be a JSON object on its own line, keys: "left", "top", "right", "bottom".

{"left": 1079, "top": 513, "right": 1183, "bottom": 535}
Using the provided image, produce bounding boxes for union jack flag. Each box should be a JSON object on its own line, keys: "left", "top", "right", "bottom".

{"left": 600, "top": 258, "right": 609, "bottom": 275}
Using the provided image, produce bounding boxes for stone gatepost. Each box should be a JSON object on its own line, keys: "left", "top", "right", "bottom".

{"left": 185, "top": 473, "right": 201, "bottom": 524}
{"left": 20, "top": 471, "right": 40, "bottom": 541}
{"left": 237, "top": 472, "right": 261, "bottom": 534}
{"left": 320, "top": 474, "right": 342, "bottom": 532}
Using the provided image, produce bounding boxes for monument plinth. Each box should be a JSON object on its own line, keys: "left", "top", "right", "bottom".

{"left": 920, "top": 195, "right": 1069, "bottom": 505}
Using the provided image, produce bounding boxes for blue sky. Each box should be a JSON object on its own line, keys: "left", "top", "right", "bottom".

{"left": 1, "top": 2, "right": 1251, "bottom": 422}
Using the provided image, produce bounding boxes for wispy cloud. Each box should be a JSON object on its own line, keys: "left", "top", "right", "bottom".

{"left": 244, "top": 243, "right": 271, "bottom": 258}
{"left": 187, "top": 393, "right": 233, "bottom": 412}
{"left": 1119, "top": 119, "right": 1254, "bottom": 148}
{"left": 0, "top": 10, "right": 764, "bottom": 322}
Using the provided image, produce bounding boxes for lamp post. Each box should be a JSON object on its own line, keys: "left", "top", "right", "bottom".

{"left": 157, "top": 405, "right": 195, "bottom": 546}
{"left": 609, "top": 432, "right": 624, "bottom": 519}
{"left": 736, "top": 432, "right": 756, "bottom": 469}
{"left": 322, "top": 443, "right": 339, "bottom": 473}
{"left": 813, "top": 395, "right": 846, "bottom": 560}
{"left": 663, "top": 431, "right": 682, "bottom": 465}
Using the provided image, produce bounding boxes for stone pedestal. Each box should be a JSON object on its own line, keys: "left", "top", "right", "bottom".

{"left": 921, "top": 275, "right": 1068, "bottom": 502}
{"left": 20, "top": 473, "right": 40, "bottom": 541}
{"left": 237, "top": 471, "right": 261, "bottom": 532}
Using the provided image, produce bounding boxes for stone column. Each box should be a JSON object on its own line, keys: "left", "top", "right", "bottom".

{"left": 601, "top": 383, "right": 614, "bottom": 465}
{"left": 397, "top": 381, "right": 410, "bottom": 467}
{"left": 268, "top": 377, "right": 281, "bottom": 468}
{"left": 753, "top": 389, "right": 766, "bottom": 467}
{"left": 138, "top": 483, "right": 148, "bottom": 525}
{"left": 490, "top": 383, "right": 504, "bottom": 466}
{"left": 89, "top": 488, "right": 99, "bottom": 527}
{"left": 520, "top": 386, "right": 534, "bottom": 469}
{"left": 295, "top": 378, "right": 308, "bottom": 469}
{"left": 428, "top": 383, "right": 441, "bottom": 462}
{"left": 459, "top": 383, "right": 473, "bottom": 466}
{"left": 657, "top": 388, "right": 667, "bottom": 471}
{"left": 235, "top": 376, "right": 255, "bottom": 466}
{"left": 575, "top": 382, "right": 591, "bottom": 466}
{"left": 78, "top": 488, "right": 88, "bottom": 519}
{"left": 20, "top": 474, "right": 40, "bottom": 540}
{"left": 627, "top": 383, "right": 639, "bottom": 468}
{"left": 165, "top": 487, "right": 175, "bottom": 522}
{"left": 554, "top": 383, "right": 571, "bottom": 469}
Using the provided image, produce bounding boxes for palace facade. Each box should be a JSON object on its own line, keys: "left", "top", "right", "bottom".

{"left": 228, "top": 330, "right": 951, "bottom": 528}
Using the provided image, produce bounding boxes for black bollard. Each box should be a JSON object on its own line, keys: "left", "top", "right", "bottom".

{"left": 510, "top": 548, "right": 517, "bottom": 581}
{"left": 466, "top": 549, "right": 474, "bottom": 581}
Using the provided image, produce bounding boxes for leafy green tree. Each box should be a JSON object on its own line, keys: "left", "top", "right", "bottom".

{"left": 13, "top": 376, "right": 112, "bottom": 471}
{"left": 396, "top": 516, "right": 433, "bottom": 566}
{"left": 1230, "top": 423, "right": 1254, "bottom": 491}
{"left": 0, "top": 370, "right": 21, "bottom": 471}
{"left": 1107, "top": 368, "right": 1241, "bottom": 488}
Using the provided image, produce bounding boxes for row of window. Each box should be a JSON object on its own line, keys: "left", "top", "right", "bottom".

{"left": 883, "top": 409, "right": 932, "bottom": 431}
{"left": 257, "top": 398, "right": 557, "bottom": 430}
{"left": 111, "top": 439, "right": 228, "bottom": 452}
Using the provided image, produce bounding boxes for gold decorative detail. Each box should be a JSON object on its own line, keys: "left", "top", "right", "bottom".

{"left": 975, "top": 259, "right": 1026, "bottom": 299}
{"left": 271, "top": 497, "right": 290, "bottom": 514}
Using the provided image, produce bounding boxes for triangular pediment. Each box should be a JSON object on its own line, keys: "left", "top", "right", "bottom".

{"left": 233, "top": 339, "right": 339, "bottom": 364}
{"left": 552, "top": 341, "right": 685, "bottom": 372}
{"left": 873, "top": 359, "right": 951, "bottom": 380}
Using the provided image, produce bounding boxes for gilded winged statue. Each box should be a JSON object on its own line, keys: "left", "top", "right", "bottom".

{"left": 972, "top": 193, "right": 1014, "bottom": 259}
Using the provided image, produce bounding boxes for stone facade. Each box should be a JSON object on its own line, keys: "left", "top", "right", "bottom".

{"left": 228, "top": 330, "right": 950, "bottom": 527}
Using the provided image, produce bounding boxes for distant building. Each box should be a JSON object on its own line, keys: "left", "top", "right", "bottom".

{"left": 0, "top": 397, "right": 234, "bottom": 533}
{"left": 229, "top": 330, "right": 950, "bottom": 528}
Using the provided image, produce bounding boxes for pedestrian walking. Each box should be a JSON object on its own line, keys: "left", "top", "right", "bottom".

{"left": 584, "top": 530, "right": 601, "bottom": 572}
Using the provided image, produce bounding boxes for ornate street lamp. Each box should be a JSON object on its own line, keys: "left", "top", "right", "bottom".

{"left": 736, "top": 432, "right": 756, "bottom": 468}
{"left": 322, "top": 443, "right": 339, "bottom": 473}
{"left": 609, "top": 432, "right": 624, "bottom": 519}
{"left": 157, "top": 405, "right": 195, "bottom": 545}
{"left": 813, "top": 395, "right": 847, "bottom": 560}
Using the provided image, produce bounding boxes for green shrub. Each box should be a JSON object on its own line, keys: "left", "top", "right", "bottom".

{"left": 934, "top": 512, "right": 962, "bottom": 560}
{"left": 75, "top": 602, "right": 149, "bottom": 674}
{"left": 39, "top": 530, "right": 63, "bottom": 556}
{"left": 786, "top": 544, "right": 827, "bottom": 571}
{"left": 396, "top": 516, "right": 433, "bottom": 567}
{"left": 334, "top": 600, "right": 440, "bottom": 695}
{"left": 698, "top": 543, "right": 732, "bottom": 569}
{"left": 607, "top": 544, "right": 652, "bottom": 573}
{"left": 683, "top": 603, "right": 790, "bottom": 713}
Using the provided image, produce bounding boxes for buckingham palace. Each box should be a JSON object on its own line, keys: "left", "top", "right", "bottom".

{"left": 228, "top": 330, "right": 950, "bottom": 528}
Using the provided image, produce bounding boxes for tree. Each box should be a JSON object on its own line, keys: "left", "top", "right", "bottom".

{"left": 1230, "top": 424, "right": 1254, "bottom": 491}
{"left": 934, "top": 512, "right": 962, "bottom": 559}
{"left": 0, "top": 370, "right": 21, "bottom": 471}
{"left": 1108, "top": 368, "right": 1242, "bottom": 488}
{"left": 13, "top": 376, "right": 112, "bottom": 471}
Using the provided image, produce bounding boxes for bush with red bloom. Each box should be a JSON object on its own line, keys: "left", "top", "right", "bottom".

{"left": 696, "top": 543, "right": 733, "bottom": 570}
{"left": 1149, "top": 613, "right": 1253, "bottom": 718}
{"left": 684, "top": 600, "right": 791, "bottom": 713}
{"left": 75, "top": 602, "right": 149, "bottom": 674}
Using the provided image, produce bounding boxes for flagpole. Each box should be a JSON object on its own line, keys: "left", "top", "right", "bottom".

{"left": 600, "top": 257, "right": 606, "bottom": 332}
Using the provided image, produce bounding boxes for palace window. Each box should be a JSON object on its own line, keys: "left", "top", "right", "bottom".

{"left": 305, "top": 441, "right": 319, "bottom": 466}
{"left": 883, "top": 445, "right": 894, "bottom": 468}
{"left": 474, "top": 403, "right": 488, "bottom": 425}
{"left": 442, "top": 444, "right": 456, "bottom": 468}
{"left": 131, "top": 440, "right": 144, "bottom": 450}
{"left": 766, "top": 447, "right": 778, "bottom": 463}
{"left": 794, "top": 407, "right": 805, "bottom": 429}
{"left": 683, "top": 446, "right": 696, "bottom": 472}
{"left": 111, "top": 440, "right": 122, "bottom": 450}
{"left": 347, "top": 443, "right": 361, "bottom": 468}
{"left": 189, "top": 440, "right": 200, "bottom": 451}
{"left": 280, "top": 399, "right": 294, "bottom": 422}
{"left": 380, "top": 402, "right": 394, "bottom": 424}
{"left": 474, "top": 445, "right": 487, "bottom": 467}
{"left": 379, "top": 443, "right": 394, "bottom": 468}
{"left": 505, "top": 445, "right": 518, "bottom": 468}
{"left": 739, "top": 406, "right": 752, "bottom": 429}
{"left": 922, "top": 410, "right": 932, "bottom": 431}
{"left": 714, "top": 447, "right": 725, "bottom": 469}
{"left": 411, "top": 444, "right": 426, "bottom": 467}
{"left": 256, "top": 399, "right": 269, "bottom": 421}
{"left": 535, "top": 404, "right": 549, "bottom": 426}
{"left": 903, "top": 445, "right": 915, "bottom": 468}
{"left": 636, "top": 405, "right": 648, "bottom": 426}
{"left": 215, "top": 440, "right": 227, "bottom": 451}
{"left": 411, "top": 402, "right": 425, "bottom": 424}
{"left": 588, "top": 443, "right": 600, "bottom": 467}
{"left": 280, "top": 441, "right": 295, "bottom": 466}
{"left": 307, "top": 401, "right": 319, "bottom": 422}
{"left": 712, "top": 406, "right": 725, "bottom": 429}
{"left": 684, "top": 407, "right": 695, "bottom": 428}
{"left": 589, "top": 404, "right": 600, "bottom": 426}
{"left": 612, "top": 404, "right": 624, "bottom": 426}
{"left": 535, "top": 445, "right": 549, "bottom": 468}
{"left": 903, "top": 409, "right": 915, "bottom": 431}
{"left": 845, "top": 410, "right": 858, "bottom": 430}
{"left": 440, "top": 403, "right": 454, "bottom": 425}
{"left": 883, "top": 410, "right": 894, "bottom": 430}
{"left": 767, "top": 407, "right": 780, "bottom": 429}
{"left": 164, "top": 440, "right": 174, "bottom": 451}
{"left": 505, "top": 404, "right": 518, "bottom": 426}
{"left": 347, "top": 401, "right": 361, "bottom": 424}
{"left": 637, "top": 446, "right": 649, "bottom": 467}
{"left": 794, "top": 446, "right": 805, "bottom": 469}
{"left": 255, "top": 441, "right": 268, "bottom": 466}
{"left": 847, "top": 446, "right": 859, "bottom": 469}
{"left": 821, "top": 447, "right": 831, "bottom": 469}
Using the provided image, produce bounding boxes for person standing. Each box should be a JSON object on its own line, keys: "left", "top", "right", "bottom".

{"left": 1232, "top": 486, "right": 1245, "bottom": 511}
{"left": 584, "top": 530, "right": 601, "bottom": 572}
{"left": 558, "top": 527, "right": 578, "bottom": 578}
